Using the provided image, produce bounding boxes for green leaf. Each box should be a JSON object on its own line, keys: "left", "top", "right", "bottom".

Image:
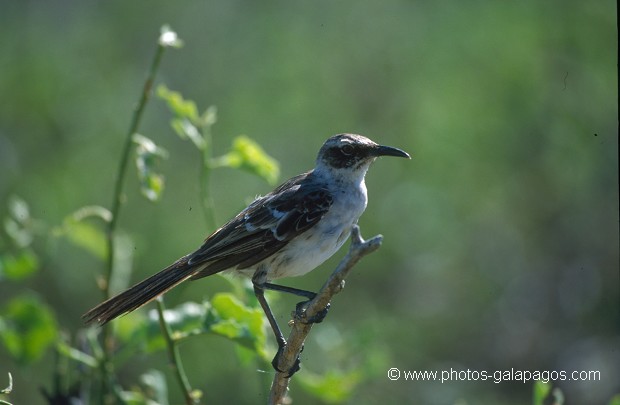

{"left": 7, "top": 196, "right": 29, "bottom": 224}
{"left": 4, "top": 196, "right": 34, "bottom": 248}
{"left": 118, "top": 390, "right": 159, "bottom": 405}
{"left": 0, "top": 250, "right": 38, "bottom": 281}
{"left": 143, "top": 173, "right": 165, "bottom": 202}
{"left": 201, "top": 105, "right": 217, "bottom": 127}
{"left": 157, "top": 85, "right": 199, "bottom": 123}
{"left": 212, "top": 136, "right": 280, "bottom": 185}
{"left": 157, "top": 301, "right": 207, "bottom": 332}
{"left": 59, "top": 217, "right": 107, "bottom": 260}
{"left": 170, "top": 117, "right": 206, "bottom": 150}
{"left": 130, "top": 302, "right": 207, "bottom": 353}
{"left": 118, "top": 294, "right": 267, "bottom": 359}
{"left": 532, "top": 380, "right": 552, "bottom": 405}
{"left": 3, "top": 218, "right": 32, "bottom": 249}
{"left": 207, "top": 293, "right": 267, "bottom": 356}
{"left": 133, "top": 134, "right": 168, "bottom": 202}
{"left": 158, "top": 84, "right": 210, "bottom": 151}
{"left": 157, "top": 85, "right": 216, "bottom": 152}
{"left": 51, "top": 205, "right": 111, "bottom": 265}
{"left": 297, "top": 369, "right": 363, "bottom": 404}
{"left": 0, "top": 295, "right": 58, "bottom": 364}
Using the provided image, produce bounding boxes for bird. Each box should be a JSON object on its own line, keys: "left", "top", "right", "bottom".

{"left": 83, "top": 133, "right": 410, "bottom": 374}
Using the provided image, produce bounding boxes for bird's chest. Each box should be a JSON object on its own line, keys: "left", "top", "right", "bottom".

{"left": 268, "top": 184, "right": 367, "bottom": 279}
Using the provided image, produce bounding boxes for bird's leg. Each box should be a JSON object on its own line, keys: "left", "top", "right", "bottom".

{"left": 262, "top": 282, "right": 316, "bottom": 299}
{"left": 253, "top": 281, "right": 286, "bottom": 348}
{"left": 262, "top": 283, "right": 330, "bottom": 324}
{"left": 252, "top": 270, "right": 300, "bottom": 377}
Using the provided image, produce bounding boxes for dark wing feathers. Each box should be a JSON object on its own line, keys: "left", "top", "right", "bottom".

{"left": 83, "top": 172, "right": 332, "bottom": 324}
{"left": 83, "top": 171, "right": 332, "bottom": 324}
{"left": 188, "top": 171, "right": 333, "bottom": 279}
{"left": 273, "top": 189, "right": 330, "bottom": 239}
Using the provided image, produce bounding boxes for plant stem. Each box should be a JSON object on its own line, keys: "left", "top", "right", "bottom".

{"left": 104, "top": 32, "right": 167, "bottom": 301}
{"left": 156, "top": 298, "right": 198, "bottom": 405}
{"left": 99, "top": 34, "right": 169, "bottom": 403}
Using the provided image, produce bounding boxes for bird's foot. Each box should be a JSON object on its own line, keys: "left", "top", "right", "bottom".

{"left": 272, "top": 343, "right": 302, "bottom": 378}
{"left": 295, "top": 300, "right": 330, "bottom": 324}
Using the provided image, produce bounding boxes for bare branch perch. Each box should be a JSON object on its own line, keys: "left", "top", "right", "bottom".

{"left": 268, "top": 225, "right": 383, "bottom": 404}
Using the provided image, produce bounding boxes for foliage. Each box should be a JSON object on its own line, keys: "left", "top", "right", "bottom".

{"left": 0, "top": 26, "right": 279, "bottom": 404}
{"left": 0, "top": 249, "right": 38, "bottom": 281}
{"left": 133, "top": 134, "right": 169, "bottom": 202}
{"left": 211, "top": 136, "right": 280, "bottom": 185}
{"left": 0, "top": 295, "right": 57, "bottom": 364}
{"left": 1, "top": 26, "right": 296, "bottom": 405}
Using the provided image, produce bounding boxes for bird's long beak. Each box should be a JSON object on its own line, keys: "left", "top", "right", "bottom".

{"left": 374, "top": 144, "right": 411, "bottom": 159}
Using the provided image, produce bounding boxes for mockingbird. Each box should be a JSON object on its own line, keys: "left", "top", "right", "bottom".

{"left": 83, "top": 133, "right": 410, "bottom": 374}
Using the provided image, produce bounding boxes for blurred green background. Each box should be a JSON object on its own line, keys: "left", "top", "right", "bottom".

{"left": 0, "top": 1, "right": 617, "bottom": 404}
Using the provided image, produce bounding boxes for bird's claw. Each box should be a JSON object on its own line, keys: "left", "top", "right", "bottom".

{"left": 295, "top": 300, "right": 330, "bottom": 324}
{"left": 272, "top": 344, "right": 302, "bottom": 378}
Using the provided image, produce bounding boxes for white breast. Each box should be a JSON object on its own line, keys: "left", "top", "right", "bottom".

{"left": 264, "top": 179, "right": 368, "bottom": 280}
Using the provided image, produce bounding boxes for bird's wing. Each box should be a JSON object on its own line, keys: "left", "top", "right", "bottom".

{"left": 187, "top": 171, "right": 333, "bottom": 279}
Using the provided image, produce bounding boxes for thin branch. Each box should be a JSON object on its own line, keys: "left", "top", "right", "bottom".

{"left": 156, "top": 298, "right": 199, "bottom": 405}
{"left": 104, "top": 29, "right": 167, "bottom": 302}
{"left": 268, "top": 225, "right": 383, "bottom": 405}
{"left": 99, "top": 27, "right": 176, "bottom": 403}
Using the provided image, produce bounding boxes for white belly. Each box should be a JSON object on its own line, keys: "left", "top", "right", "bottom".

{"left": 269, "top": 222, "right": 351, "bottom": 279}
{"left": 234, "top": 177, "right": 368, "bottom": 281}
{"left": 266, "top": 187, "right": 366, "bottom": 280}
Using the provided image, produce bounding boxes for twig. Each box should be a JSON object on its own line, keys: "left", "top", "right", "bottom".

{"left": 156, "top": 299, "right": 199, "bottom": 405}
{"left": 99, "top": 27, "right": 177, "bottom": 403}
{"left": 268, "top": 225, "right": 383, "bottom": 405}
{"left": 104, "top": 29, "right": 168, "bottom": 301}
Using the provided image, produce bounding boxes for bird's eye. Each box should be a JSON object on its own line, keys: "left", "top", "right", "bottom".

{"left": 341, "top": 144, "right": 354, "bottom": 155}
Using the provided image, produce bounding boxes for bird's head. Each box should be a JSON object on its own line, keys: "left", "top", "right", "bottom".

{"left": 315, "top": 134, "right": 410, "bottom": 180}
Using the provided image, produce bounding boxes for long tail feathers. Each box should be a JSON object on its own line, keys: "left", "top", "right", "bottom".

{"left": 82, "top": 257, "right": 196, "bottom": 325}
